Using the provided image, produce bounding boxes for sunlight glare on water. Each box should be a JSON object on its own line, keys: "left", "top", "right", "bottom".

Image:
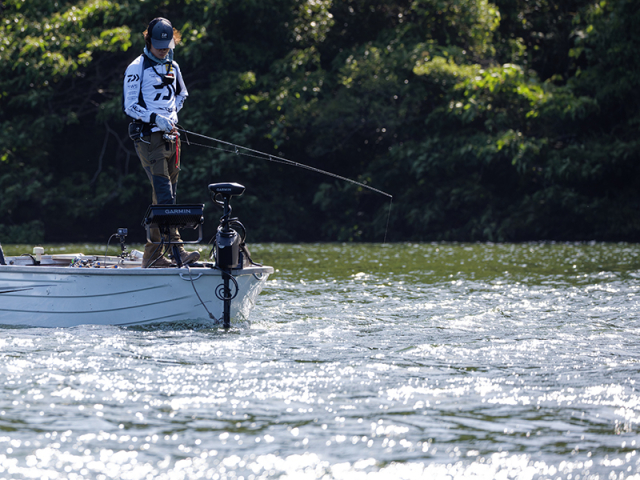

{"left": 1, "top": 242, "right": 640, "bottom": 479}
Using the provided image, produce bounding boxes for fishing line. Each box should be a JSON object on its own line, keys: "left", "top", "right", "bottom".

{"left": 177, "top": 128, "right": 394, "bottom": 242}
{"left": 178, "top": 128, "right": 392, "bottom": 198}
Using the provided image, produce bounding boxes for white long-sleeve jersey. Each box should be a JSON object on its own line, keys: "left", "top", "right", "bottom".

{"left": 123, "top": 53, "right": 188, "bottom": 127}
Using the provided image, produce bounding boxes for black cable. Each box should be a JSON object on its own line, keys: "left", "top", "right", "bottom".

{"left": 104, "top": 234, "right": 117, "bottom": 264}
{"left": 186, "top": 266, "right": 220, "bottom": 322}
{"left": 215, "top": 269, "right": 239, "bottom": 301}
{"left": 20, "top": 254, "right": 37, "bottom": 265}
{"left": 147, "top": 237, "right": 168, "bottom": 268}
{"left": 240, "top": 243, "right": 262, "bottom": 267}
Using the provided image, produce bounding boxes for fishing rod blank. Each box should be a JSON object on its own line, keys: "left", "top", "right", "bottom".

{"left": 176, "top": 128, "right": 393, "bottom": 199}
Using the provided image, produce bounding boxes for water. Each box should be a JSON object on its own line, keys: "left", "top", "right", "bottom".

{"left": 2, "top": 242, "right": 640, "bottom": 479}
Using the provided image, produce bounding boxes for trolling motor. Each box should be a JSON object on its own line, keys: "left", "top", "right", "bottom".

{"left": 210, "top": 182, "right": 246, "bottom": 269}
{"left": 115, "top": 228, "right": 128, "bottom": 257}
{"left": 209, "top": 182, "right": 246, "bottom": 328}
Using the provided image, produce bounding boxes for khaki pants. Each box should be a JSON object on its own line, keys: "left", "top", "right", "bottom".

{"left": 135, "top": 132, "right": 184, "bottom": 261}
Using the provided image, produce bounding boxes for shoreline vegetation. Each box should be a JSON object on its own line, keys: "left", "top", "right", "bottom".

{"left": 1, "top": 0, "right": 638, "bottom": 243}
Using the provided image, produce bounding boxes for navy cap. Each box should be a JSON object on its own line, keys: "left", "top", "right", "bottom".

{"left": 149, "top": 18, "right": 175, "bottom": 49}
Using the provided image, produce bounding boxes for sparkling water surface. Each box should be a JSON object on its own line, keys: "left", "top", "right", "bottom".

{"left": 2, "top": 242, "right": 640, "bottom": 479}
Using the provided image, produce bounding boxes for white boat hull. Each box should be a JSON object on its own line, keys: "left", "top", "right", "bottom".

{"left": 0, "top": 262, "right": 272, "bottom": 328}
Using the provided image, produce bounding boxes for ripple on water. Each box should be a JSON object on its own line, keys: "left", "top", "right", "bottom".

{"left": 2, "top": 242, "right": 640, "bottom": 478}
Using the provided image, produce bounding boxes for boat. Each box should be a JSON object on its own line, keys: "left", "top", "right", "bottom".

{"left": 0, "top": 183, "right": 273, "bottom": 328}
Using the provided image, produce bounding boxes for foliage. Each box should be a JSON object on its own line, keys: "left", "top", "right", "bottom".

{"left": 0, "top": 0, "right": 639, "bottom": 243}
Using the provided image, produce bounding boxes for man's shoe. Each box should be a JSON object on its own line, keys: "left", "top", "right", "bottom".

{"left": 179, "top": 250, "right": 200, "bottom": 265}
{"left": 142, "top": 256, "right": 173, "bottom": 268}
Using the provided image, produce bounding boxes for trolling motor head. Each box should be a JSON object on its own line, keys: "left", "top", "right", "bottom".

{"left": 209, "top": 183, "right": 245, "bottom": 269}
{"left": 209, "top": 182, "right": 244, "bottom": 233}
{"left": 209, "top": 182, "right": 245, "bottom": 215}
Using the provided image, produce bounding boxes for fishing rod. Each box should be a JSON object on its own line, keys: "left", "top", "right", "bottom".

{"left": 175, "top": 127, "right": 394, "bottom": 242}
{"left": 176, "top": 128, "right": 393, "bottom": 199}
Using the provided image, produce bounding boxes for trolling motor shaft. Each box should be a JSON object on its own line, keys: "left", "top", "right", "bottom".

{"left": 209, "top": 182, "right": 245, "bottom": 328}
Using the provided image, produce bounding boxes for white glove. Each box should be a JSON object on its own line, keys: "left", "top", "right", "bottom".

{"left": 155, "top": 114, "right": 174, "bottom": 132}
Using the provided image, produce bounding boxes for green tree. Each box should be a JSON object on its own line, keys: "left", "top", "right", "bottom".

{"left": 1, "top": 0, "right": 639, "bottom": 244}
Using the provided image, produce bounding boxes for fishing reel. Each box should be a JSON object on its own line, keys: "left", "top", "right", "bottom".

{"left": 163, "top": 131, "right": 179, "bottom": 143}
{"left": 209, "top": 182, "right": 246, "bottom": 269}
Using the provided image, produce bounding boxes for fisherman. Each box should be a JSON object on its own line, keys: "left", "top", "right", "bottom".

{"left": 123, "top": 17, "right": 199, "bottom": 268}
